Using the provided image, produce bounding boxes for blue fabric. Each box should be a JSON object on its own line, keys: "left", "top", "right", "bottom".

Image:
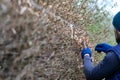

{"left": 95, "top": 43, "right": 113, "bottom": 53}
{"left": 113, "top": 11, "right": 120, "bottom": 32}
{"left": 81, "top": 48, "right": 92, "bottom": 59}
{"left": 109, "top": 44, "right": 120, "bottom": 59}
{"left": 107, "top": 44, "right": 120, "bottom": 80}
{"left": 109, "top": 73, "right": 120, "bottom": 80}
{"left": 83, "top": 44, "right": 120, "bottom": 80}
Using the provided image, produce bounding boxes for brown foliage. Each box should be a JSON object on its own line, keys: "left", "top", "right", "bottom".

{"left": 0, "top": 0, "right": 93, "bottom": 80}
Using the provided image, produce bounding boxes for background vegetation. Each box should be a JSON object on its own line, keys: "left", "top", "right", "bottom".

{"left": 0, "top": 0, "right": 117, "bottom": 80}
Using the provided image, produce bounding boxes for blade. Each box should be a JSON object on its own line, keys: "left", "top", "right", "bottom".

{"left": 83, "top": 41, "right": 87, "bottom": 48}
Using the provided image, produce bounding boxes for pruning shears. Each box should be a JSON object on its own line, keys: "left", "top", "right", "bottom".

{"left": 82, "top": 40, "right": 87, "bottom": 49}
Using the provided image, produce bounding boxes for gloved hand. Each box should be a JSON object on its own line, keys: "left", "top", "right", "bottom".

{"left": 95, "top": 43, "right": 113, "bottom": 53}
{"left": 81, "top": 47, "right": 92, "bottom": 59}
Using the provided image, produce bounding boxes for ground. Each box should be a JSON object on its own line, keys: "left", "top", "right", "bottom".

{"left": 0, "top": 0, "right": 93, "bottom": 80}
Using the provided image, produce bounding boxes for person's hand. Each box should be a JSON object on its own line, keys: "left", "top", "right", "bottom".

{"left": 81, "top": 47, "right": 92, "bottom": 59}
{"left": 95, "top": 43, "right": 113, "bottom": 53}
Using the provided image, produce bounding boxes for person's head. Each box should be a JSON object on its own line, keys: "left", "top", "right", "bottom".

{"left": 113, "top": 11, "right": 120, "bottom": 44}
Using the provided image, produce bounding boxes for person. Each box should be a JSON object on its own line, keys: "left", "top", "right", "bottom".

{"left": 81, "top": 11, "right": 120, "bottom": 80}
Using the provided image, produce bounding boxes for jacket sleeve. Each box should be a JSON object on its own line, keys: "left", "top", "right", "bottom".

{"left": 83, "top": 51, "right": 120, "bottom": 80}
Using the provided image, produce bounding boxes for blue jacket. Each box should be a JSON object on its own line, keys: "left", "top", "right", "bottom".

{"left": 83, "top": 44, "right": 120, "bottom": 80}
